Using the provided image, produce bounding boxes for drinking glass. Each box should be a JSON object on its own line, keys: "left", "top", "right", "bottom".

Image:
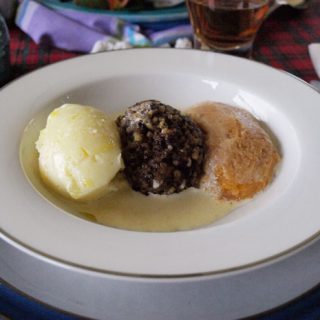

{"left": 186, "top": 0, "right": 270, "bottom": 57}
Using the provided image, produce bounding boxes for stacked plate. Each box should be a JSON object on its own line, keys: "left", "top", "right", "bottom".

{"left": 1, "top": 49, "right": 320, "bottom": 319}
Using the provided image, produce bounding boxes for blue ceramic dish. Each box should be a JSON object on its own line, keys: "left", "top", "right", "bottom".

{"left": 39, "top": 0, "right": 189, "bottom": 24}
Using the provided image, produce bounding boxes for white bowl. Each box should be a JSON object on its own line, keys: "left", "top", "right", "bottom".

{"left": 1, "top": 49, "right": 320, "bottom": 319}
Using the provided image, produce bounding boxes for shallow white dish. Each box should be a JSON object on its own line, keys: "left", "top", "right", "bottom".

{"left": 1, "top": 49, "right": 320, "bottom": 279}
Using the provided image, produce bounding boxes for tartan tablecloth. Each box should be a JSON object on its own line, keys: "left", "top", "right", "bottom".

{"left": 8, "top": 0, "right": 320, "bottom": 83}
{"left": 2, "top": 0, "right": 320, "bottom": 319}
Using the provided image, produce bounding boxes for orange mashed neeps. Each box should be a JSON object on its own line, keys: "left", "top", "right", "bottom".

{"left": 187, "top": 102, "right": 280, "bottom": 201}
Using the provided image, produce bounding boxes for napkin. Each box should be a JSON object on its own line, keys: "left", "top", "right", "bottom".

{"left": 15, "top": 0, "right": 192, "bottom": 53}
{"left": 308, "top": 43, "right": 320, "bottom": 78}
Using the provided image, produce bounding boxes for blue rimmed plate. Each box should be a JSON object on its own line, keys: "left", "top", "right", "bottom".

{"left": 40, "top": 0, "right": 189, "bottom": 24}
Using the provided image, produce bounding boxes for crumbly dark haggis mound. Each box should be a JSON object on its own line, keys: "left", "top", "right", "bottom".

{"left": 116, "top": 100, "right": 206, "bottom": 195}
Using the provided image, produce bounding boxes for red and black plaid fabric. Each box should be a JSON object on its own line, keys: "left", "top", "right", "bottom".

{"left": 253, "top": 0, "right": 320, "bottom": 82}
{"left": 8, "top": 0, "right": 320, "bottom": 82}
{"left": 9, "top": 28, "right": 78, "bottom": 81}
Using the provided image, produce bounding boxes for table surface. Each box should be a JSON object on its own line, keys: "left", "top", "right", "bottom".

{"left": 2, "top": 0, "right": 320, "bottom": 319}
{"left": 7, "top": 1, "right": 320, "bottom": 83}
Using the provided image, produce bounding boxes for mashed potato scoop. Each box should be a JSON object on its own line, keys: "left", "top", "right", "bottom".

{"left": 36, "top": 104, "right": 122, "bottom": 201}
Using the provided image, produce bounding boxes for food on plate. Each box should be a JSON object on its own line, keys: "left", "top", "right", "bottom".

{"left": 74, "top": 0, "right": 183, "bottom": 10}
{"left": 74, "top": 0, "right": 128, "bottom": 10}
{"left": 25, "top": 99, "right": 280, "bottom": 232}
{"left": 187, "top": 102, "right": 280, "bottom": 200}
{"left": 116, "top": 100, "right": 206, "bottom": 195}
{"left": 36, "top": 104, "right": 122, "bottom": 201}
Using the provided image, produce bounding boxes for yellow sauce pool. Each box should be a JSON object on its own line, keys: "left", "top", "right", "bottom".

{"left": 20, "top": 109, "right": 236, "bottom": 232}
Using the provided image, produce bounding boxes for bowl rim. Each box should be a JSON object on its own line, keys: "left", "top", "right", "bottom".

{"left": 1, "top": 48, "right": 320, "bottom": 278}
